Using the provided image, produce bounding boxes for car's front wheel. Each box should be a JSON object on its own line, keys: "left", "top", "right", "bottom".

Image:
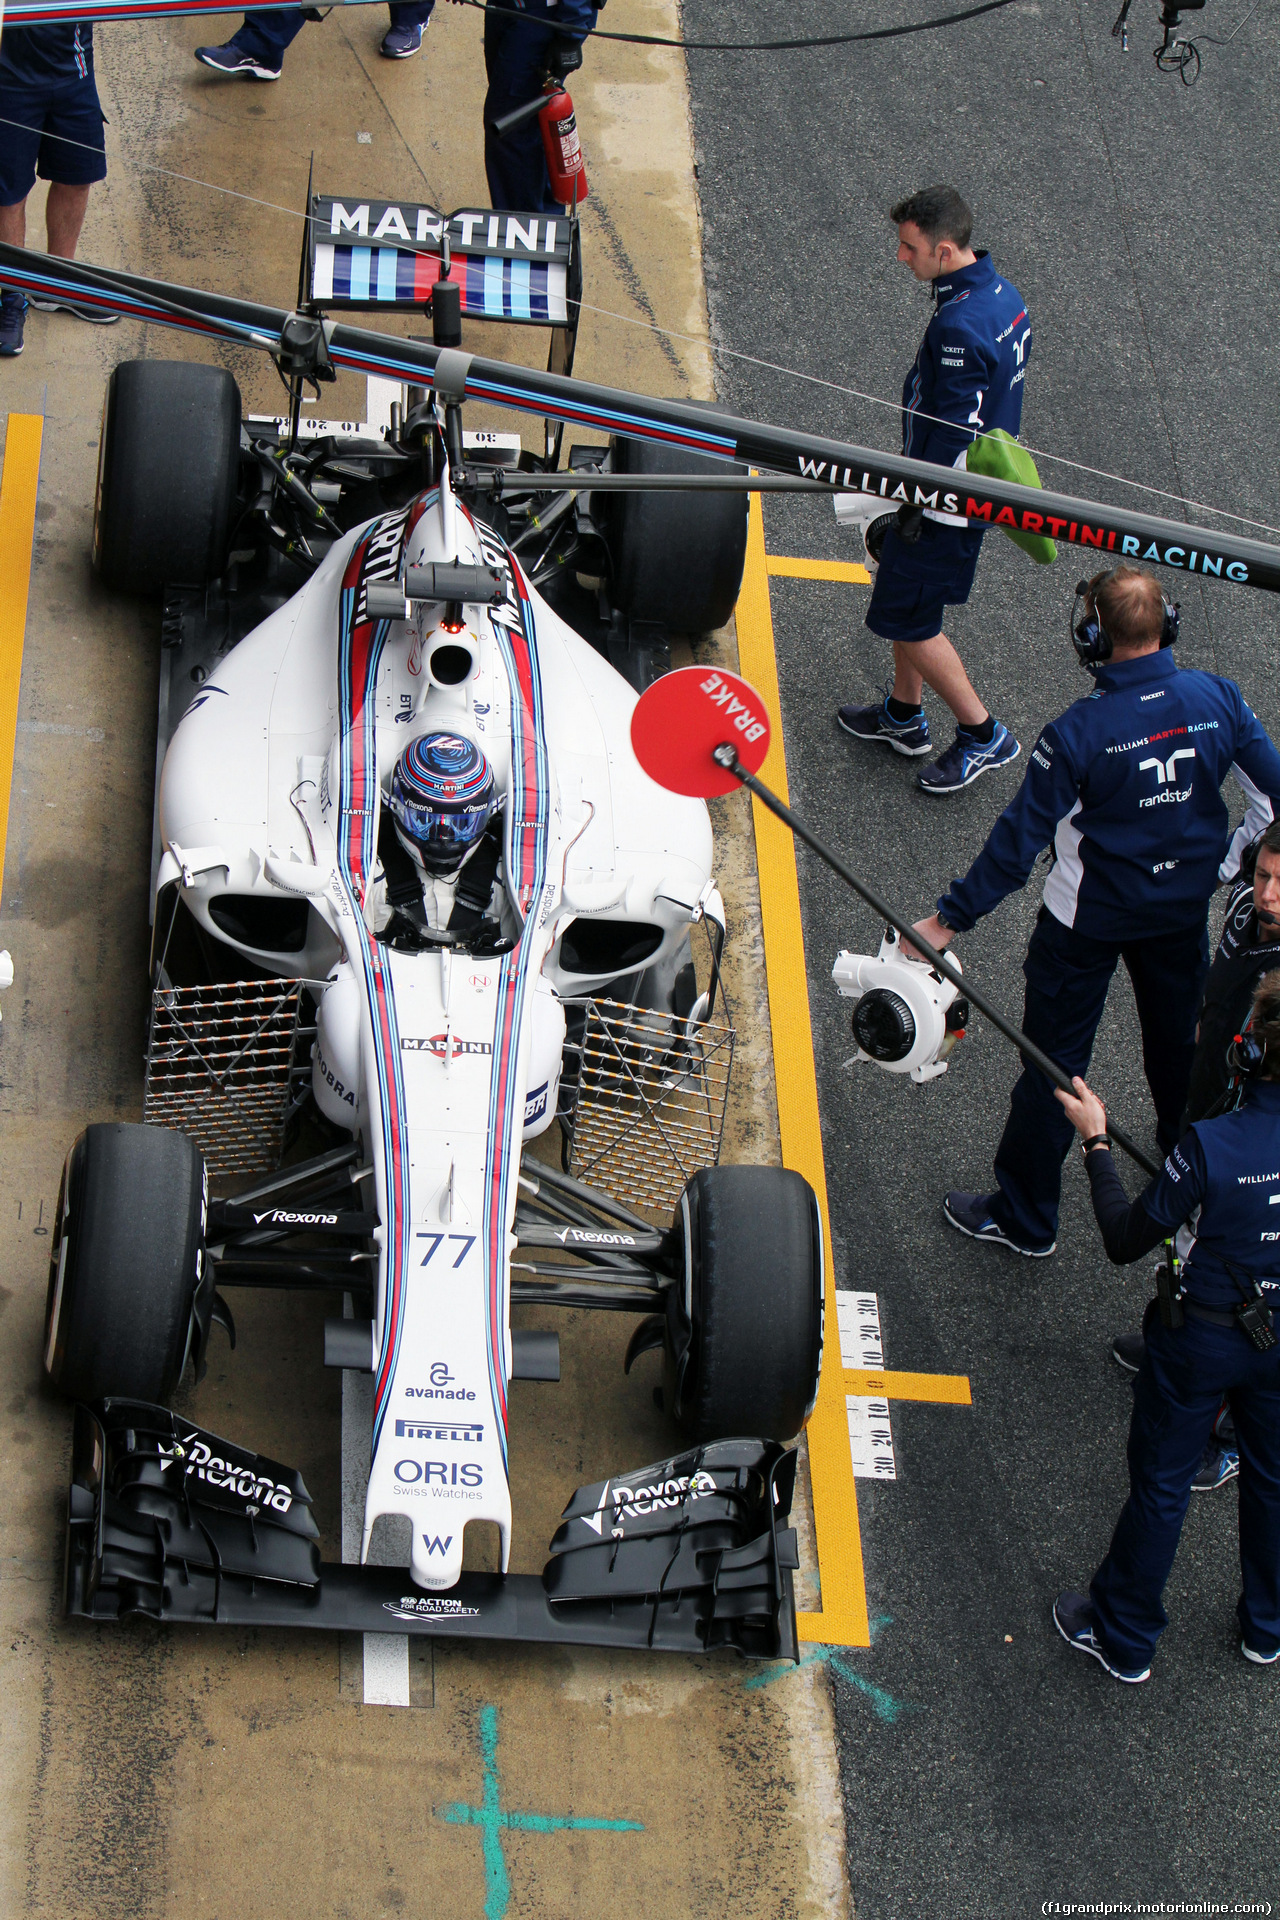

{"left": 44, "top": 1123, "right": 206, "bottom": 1403}
{"left": 664, "top": 1164, "right": 824, "bottom": 1443}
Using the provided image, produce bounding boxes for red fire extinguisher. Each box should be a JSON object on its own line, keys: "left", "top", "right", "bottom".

{"left": 538, "top": 85, "right": 588, "bottom": 207}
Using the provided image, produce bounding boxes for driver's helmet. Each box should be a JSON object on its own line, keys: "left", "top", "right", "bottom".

{"left": 387, "top": 733, "right": 496, "bottom": 876}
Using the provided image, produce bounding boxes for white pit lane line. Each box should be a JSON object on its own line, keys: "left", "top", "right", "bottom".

{"left": 342, "top": 1326, "right": 412, "bottom": 1708}
{"left": 838, "top": 1292, "right": 897, "bottom": 1482}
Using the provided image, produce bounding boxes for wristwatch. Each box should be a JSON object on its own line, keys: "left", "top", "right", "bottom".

{"left": 1080, "top": 1133, "right": 1112, "bottom": 1158}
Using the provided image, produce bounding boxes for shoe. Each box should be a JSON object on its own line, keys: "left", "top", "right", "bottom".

{"left": 0, "top": 293, "right": 25, "bottom": 357}
{"left": 1112, "top": 1330, "right": 1144, "bottom": 1374}
{"left": 836, "top": 692, "right": 932, "bottom": 758}
{"left": 194, "top": 42, "right": 282, "bottom": 78}
{"left": 917, "top": 720, "right": 1021, "bottom": 794}
{"left": 943, "top": 1190, "right": 1055, "bottom": 1258}
{"left": 1190, "top": 1442, "right": 1239, "bottom": 1492}
{"left": 1241, "top": 1639, "right": 1280, "bottom": 1665}
{"left": 1053, "top": 1591, "right": 1151, "bottom": 1683}
{"left": 380, "top": 20, "right": 423, "bottom": 55}
{"left": 28, "top": 296, "right": 119, "bottom": 324}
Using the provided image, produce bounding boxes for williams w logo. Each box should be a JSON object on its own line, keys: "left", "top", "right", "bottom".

{"left": 422, "top": 1534, "right": 453, "bottom": 1557}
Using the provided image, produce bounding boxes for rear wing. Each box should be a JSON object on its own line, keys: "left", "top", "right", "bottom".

{"left": 308, "top": 196, "right": 581, "bottom": 459}
{"left": 309, "top": 198, "right": 579, "bottom": 328}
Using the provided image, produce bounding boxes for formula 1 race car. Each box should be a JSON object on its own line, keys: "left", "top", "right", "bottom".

{"left": 39, "top": 207, "right": 820, "bottom": 1663}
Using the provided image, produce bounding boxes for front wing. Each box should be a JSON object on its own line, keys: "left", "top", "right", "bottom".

{"left": 64, "top": 1401, "right": 800, "bottom": 1661}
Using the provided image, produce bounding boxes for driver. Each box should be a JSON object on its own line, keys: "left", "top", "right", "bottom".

{"left": 373, "top": 732, "right": 507, "bottom": 940}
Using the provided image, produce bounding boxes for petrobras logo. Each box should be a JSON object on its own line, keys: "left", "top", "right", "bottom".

{"left": 395, "top": 1418, "right": 484, "bottom": 1443}
{"left": 383, "top": 1593, "right": 479, "bottom": 1621}
{"left": 401, "top": 1034, "right": 494, "bottom": 1057}
{"left": 524, "top": 1081, "right": 549, "bottom": 1125}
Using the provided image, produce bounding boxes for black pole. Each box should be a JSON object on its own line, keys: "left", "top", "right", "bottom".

{"left": 713, "top": 745, "right": 1161, "bottom": 1179}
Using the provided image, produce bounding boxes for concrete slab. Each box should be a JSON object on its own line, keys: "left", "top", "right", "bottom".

{"left": 0, "top": 4, "right": 848, "bottom": 1913}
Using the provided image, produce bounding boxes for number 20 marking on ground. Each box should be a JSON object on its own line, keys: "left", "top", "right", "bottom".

{"left": 416, "top": 1232, "right": 477, "bottom": 1268}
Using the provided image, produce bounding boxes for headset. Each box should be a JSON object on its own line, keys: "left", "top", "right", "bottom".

{"left": 1227, "top": 1028, "right": 1268, "bottom": 1080}
{"left": 1070, "top": 567, "right": 1180, "bottom": 667}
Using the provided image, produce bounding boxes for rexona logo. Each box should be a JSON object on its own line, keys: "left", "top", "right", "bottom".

{"left": 554, "top": 1226, "right": 637, "bottom": 1248}
{"left": 401, "top": 1034, "right": 494, "bottom": 1057}
{"left": 158, "top": 1436, "right": 295, "bottom": 1515}
{"left": 578, "top": 1468, "right": 718, "bottom": 1535}
{"left": 251, "top": 1207, "right": 340, "bottom": 1227}
{"left": 396, "top": 1418, "right": 484, "bottom": 1443}
{"left": 383, "top": 1594, "right": 480, "bottom": 1621}
{"left": 394, "top": 1460, "right": 484, "bottom": 1486}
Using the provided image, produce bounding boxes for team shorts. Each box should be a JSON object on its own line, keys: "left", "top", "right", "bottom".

{"left": 864, "top": 519, "right": 985, "bottom": 644}
{"left": 0, "top": 77, "right": 107, "bottom": 205}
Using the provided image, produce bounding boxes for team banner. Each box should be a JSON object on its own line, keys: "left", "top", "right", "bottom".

{"left": 1, "top": 240, "right": 1276, "bottom": 594}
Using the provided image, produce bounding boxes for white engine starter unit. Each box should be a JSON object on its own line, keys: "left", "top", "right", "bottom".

{"left": 832, "top": 927, "right": 969, "bottom": 1082}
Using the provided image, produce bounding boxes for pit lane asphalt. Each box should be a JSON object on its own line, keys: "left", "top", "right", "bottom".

{"left": 682, "top": 2, "right": 1280, "bottom": 1911}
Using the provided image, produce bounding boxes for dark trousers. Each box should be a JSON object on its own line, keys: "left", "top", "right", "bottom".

{"left": 989, "top": 909, "right": 1210, "bottom": 1249}
{"left": 231, "top": 2, "right": 432, "bottom": 63}
{"left": 484, "top": 0, "right": 566, "bottom": 213}
{"left": 1091, "top": 1300, "right": 1280, "bottom": 1667}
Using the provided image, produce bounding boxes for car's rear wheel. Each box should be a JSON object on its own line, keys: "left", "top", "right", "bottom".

{"left": 93, "top": 359, "right": 242, "bottom": 594}
{"left": 606, "top": 424, "right": 749, "bottom": 634}
{"left": 44, "top": 1123, "right": 206, "bottom": 1403}
{"left": 665, "top": 1164, "right": 823, "bottom": 1442}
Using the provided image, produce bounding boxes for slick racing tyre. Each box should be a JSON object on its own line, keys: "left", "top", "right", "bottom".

{"left": 606, "top": 422, "right": 749, "bottom": 634}
{"left": 93, "top": 359, "right": 242, "bottom": 594}
{"left": 44, "top": 1123, "right": 206, "bottom": 1404}
{"left": 666, "top": 1164, "right": 823, "bottom": 1443}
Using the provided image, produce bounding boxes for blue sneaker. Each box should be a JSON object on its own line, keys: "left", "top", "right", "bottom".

{"left": 1242, "top": 1638, "right": 1280, "bottom": 1665}
{"left": 0, "top": 293, "right": 26, "bottom": 357}
{"left": 194, "top": 41, "right": 282, "bottom": 77}
{"left": 837, "top": 691, "right": 931, "bottom": 757}
{"left": 943, "top": 1190, "right": 1055, "bottom": 1257}
{"left": 1191, "top": 1442, "right": 1239, "bottom": 1492}
{"left": 380, "top": 19, "right": 424, "bottom": 55}
{"left": 1054, "top": 1591, "right": 1151, "bottom": 1684}
{"left": 917, "top": 720, "right": 1020, "bottom": 794}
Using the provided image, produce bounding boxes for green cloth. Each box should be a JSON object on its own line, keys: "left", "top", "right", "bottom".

{"left": 964, "top": 428, "right": 1057, "bottom": 565}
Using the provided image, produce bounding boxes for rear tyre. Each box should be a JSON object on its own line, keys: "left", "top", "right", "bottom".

{"left": 93, "top": 359, "right": 241, "bottom": 594}
{"left": 606, "top": 424, "right": 748, "bottom": 633}
{"left": 44, "top": 1123, "right": 206, "bottom": 1404}
{"left": 666, "top": 1164, "right": 823, "bottom": 1443}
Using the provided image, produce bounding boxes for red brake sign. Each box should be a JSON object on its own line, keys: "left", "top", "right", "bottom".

{"left": 629, "top": 667, "right": 772, "bottom": 798}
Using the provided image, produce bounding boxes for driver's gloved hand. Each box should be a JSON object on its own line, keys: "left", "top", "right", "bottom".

{"left": 547, "top": 33, "right": 584, "bottom": 78}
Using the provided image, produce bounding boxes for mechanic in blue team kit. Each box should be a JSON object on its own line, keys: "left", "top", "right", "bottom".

{"left": 839, "top": 184, "right": 1030, "bottom": 795}
{"left": 1107, "top": 822, "right": 1280, "bottom": 1491}
{"left": 1049, "top": 976, "right": 1280, "bottom": 1685}
{"left": 195, "top": 0, "right": 435, "bottom": 77}
{"left": 908, "top": 563, "right": 1280, "bottom": 1256}
{"left": 483, "top": 0, "right": 598, "bottom": 212}
{"left": 0, "top": 19, "right": 117, "bottom": 357}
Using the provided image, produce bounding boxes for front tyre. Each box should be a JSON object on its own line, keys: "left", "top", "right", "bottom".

{"left": 44, "top": 1123, "right": 205, "bottom": 1403}
{"left": 666, "top": 1164, "right": 823, "bottom": 1443}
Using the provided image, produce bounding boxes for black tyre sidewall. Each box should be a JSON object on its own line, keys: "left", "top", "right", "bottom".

{"left": 46, "top": 1123, "right": 205, "bottom": 1404}
{"left": 95, "top": 360, "right": 241, "bottom": 595}
{"left": 607, "top": 424, "right": 749, "bottom": 633}
{"left": 677, "top": 1164, "right": 823, "bottom": 1443}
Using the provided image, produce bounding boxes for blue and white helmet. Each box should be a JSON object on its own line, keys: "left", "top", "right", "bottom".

{"left": 387, "top": 733, "right": 496, "bottom": 876}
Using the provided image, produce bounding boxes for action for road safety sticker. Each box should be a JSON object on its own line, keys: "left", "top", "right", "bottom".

{"left": 838, "top": 1292, "right": 897, "bottom": 1479}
